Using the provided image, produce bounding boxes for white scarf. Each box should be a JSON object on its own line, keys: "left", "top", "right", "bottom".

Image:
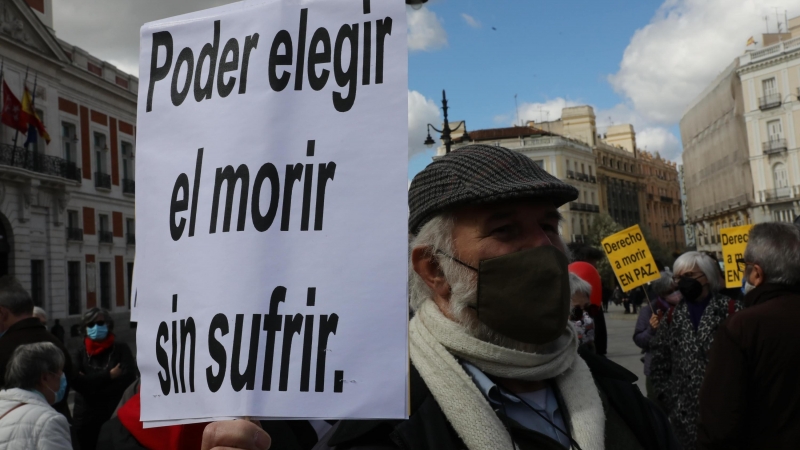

{"left": 409, "top": 300, "right": 605, "bottom": 450}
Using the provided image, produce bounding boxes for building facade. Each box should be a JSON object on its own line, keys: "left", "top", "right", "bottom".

{"left": 681, "top": 16, "right": 800, "bottom": 255}
{"left": 0, "top": 0, "right": 137, "bottom": 348}
{"left": 737, "top": 18, "right": 800, "bottom": 224}
{"left": 441, "top": 126, "right": 601, "bottom": 243}
{"left": 638, "top": 151, "right": 685, "bottom": 251}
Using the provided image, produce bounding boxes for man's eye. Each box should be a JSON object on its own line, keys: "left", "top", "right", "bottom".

{"left": 491, "top": 225, "right": 513, "bottom": 235}
{"left": 541, "top": 224, "right": 558, "bottom": 233}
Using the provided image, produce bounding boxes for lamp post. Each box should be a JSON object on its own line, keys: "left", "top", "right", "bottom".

{"left": 424, "top": 90, "right": 469, "bottom": 154}
{"left": 405, "top": 0, "right": 428, "bottom": 8}
{"left": 662, "top": 218, "right": 686, "bottom": 251}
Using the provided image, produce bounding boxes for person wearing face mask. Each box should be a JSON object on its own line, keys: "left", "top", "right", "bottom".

{"left": 632, "top": 270, "right": 678, "bottom": 405}
{"left": 0, "top": 276, "right": 73, "bottom": 422}
{"left": 201, "top": 145, "right": 680, "bottom": 450}
{"left": 697, "top": 222, "right": 800, "bottom": 450}
{"left": 72, "top": 307, "right": 137, "bottom": 450}
{"left": 0, "top": 342, "right": 72, "bottom": 449}
{"left": 649, "top": 251, "right": 741, "bottom": 450}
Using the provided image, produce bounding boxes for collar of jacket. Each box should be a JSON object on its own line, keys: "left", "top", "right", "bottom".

{"left": 327, "top": 349, "right": 677, "bottom": 450}
{"left": 744, "top": 283, "right": 800, "bottom": 307}
{"left": 6, "top": 317, "right": 45, "bottom": 334}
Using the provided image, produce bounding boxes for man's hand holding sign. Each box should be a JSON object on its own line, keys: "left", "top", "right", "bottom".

{"left": 134, "top": 0, "right": 407, "bottom": 426}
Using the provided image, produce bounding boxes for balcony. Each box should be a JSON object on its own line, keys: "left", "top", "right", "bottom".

{"left": 661, "top": 196, "right": 673, "bottom": 203}
{"left": 571, "top": 234, "right": 587, "bottom": 244}
{"left": 763, "top": 187, "right": 792, "bottom": 202}
{"left": 569, "top": 202, "right": 600, "bottom": 213}
{"left": 98, "top": 231, "right": 114, "bottom": 243}
{"left": 589, "top": 175, "right": 597, "bottom": 183}
{"left": 566, "top": 170, "right": 575, "bottom": 179}
{"left": 759, "top": 93, "right": 781, "bottom": 110}
{"left": 95, "top": 172, "right": 111, "bottom": 189}
{"left": 66, "top": 227, "right": 83, "bottom": 242}
{"left": 762, "top": 139, "right": 787, "bottom": 155}
{"left": 126, "top": 233, "right": 136, "bottom": 245}
{"left": 0, "top": 144, "right": 82, "bottom": 181}
{"left": 575, "top": 173, "right": 589, "bottom": 182}
{"left": 122, "top": 178, "right": 135, "bottom": 195}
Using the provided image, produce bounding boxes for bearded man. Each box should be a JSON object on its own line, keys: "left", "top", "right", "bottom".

{"left": 201, "top": 145, "right": 678, "bottom": 450}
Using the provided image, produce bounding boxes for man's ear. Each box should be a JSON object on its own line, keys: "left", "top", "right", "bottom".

{"left": 411, "top": 247, "right": 451, "bottom": 300}
{"left": 750, "top": 264, "right": 766, "bottom": 287}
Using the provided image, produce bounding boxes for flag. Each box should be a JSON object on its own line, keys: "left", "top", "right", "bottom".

{"left": 746, "top": 36, "right": 756, "bottom": 46}
{"left": 1, "top": 80, "right": 28, "bottom": 134}
{"left": 21, "top": 87, "right": 50, "bottom": 144}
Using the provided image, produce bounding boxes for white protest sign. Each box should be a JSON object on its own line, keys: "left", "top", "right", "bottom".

{"left": 134, "top": 0, "right": 408, "bottom": 423}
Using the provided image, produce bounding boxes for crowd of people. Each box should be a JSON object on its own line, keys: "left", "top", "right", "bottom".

{"left": 0, "top": 144, "right": 799, "bottom": 450}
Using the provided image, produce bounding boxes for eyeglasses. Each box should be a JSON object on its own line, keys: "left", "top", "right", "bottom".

{"left": 87, "top": 321, "right": 106, "bottom": 328}
{"left": 735, "top": 258, "right": 749, "bottom": 273}
{"left": 672, "top": 272, "right": 706, "bottom": 283}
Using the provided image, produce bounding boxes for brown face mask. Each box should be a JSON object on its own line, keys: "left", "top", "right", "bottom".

{"left": 440, "top": 245, "right": 571, "bottom": 344}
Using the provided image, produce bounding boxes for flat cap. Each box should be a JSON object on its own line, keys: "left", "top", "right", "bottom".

{"left": 408, "top": 144, "right": 579, "bottom": 234}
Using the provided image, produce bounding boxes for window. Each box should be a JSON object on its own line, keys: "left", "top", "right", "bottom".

{"left": 67, "top": 210, "right": 79, "bottom": 229}
{"left": 773, "top": 163, "right": 789, "bottom": 189}
{"left": 94, "top": 133, "right": 107, "bottom": 174}
{"left": 121, "top": 142, "right": 134, "bottom": 180}
{"left": 591, "top": 192, "right": 596, "bottom": 205}
{"left": 68, "top": 261, "right": 81, "bottom": 315}
{"left": 99, "top": 214, "right": 112, "bottom": 243}
{"left": 127, "top": 262, "right": 134, "bottom": 309}
{"left": 762, "top": 77, "right": 777, "bottom": 96}
{"left": 99, "top": 262, "right": 111, "bottom": 309}
{"left": 767, "top": 119, "right": 783, "bottom": 142}
{"left": 31, "top": 260, "right": 44, "bottom": 307}
{"left": 581, "top": 163, "right": 585, "bottom": 174}
{"left": 532, "top": 159, "right": 544, "bottom": 169}
{"left": 126, "top": 218, "right": 135, "bottom": 245}
{"left": 589, "top": 166, "right": 593, "bottom": 177}
{"left": 62, "top": 123, "right": 77, "bottom": 164}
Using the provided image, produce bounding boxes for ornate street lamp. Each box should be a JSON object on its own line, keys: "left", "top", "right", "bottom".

{"left": 405, "top": 0, "right": 428, "bottom": 9}
{"left": 424, "top": 90, "right": 470, "bottom": 154}
{"left": 662, "top": 218, "right": 686, "bottom": 251}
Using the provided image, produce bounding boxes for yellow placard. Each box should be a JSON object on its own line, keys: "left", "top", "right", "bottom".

{"left": 601, "top": 224, "right": 661, "bottom": 292}
{"left": 720, "top": 224, "right": 753, "bottom": 289}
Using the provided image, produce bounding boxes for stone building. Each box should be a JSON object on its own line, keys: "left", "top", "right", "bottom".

{"left": 441, "top": 125, "right": 601, "bottom": 243}
{"left": 638, "top": 151, "right": 685, "bottom": 252}
{"left": 0, "top": 0, "right": 137, "bottom": 349}
{"left": 680, "top": 15, "right": 800, "bottom": 255}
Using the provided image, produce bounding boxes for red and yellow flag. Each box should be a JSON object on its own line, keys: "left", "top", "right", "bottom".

{"left": 1, "top": 80, "right": 28, "bottom": 134}
{"left": 21, "top": 87, "right": 50, "bottom": 144}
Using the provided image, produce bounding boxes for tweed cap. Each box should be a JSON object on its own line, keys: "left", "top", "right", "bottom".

{"left": 409, "top": 144, "right": 579, "bottom": 234}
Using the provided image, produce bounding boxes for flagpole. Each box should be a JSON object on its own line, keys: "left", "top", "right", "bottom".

{"left": 26, "top": 73, "right": 38, "bottom": 151}
{"left": 0, "top": 58, "right": 4, "bottom": 146}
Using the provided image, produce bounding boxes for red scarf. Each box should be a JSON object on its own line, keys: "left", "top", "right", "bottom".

{"left": 84, "top": 334, "right": 115, "bottom": 356}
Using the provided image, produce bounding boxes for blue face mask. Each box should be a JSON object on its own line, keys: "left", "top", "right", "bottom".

{"left": 87, "top": 324, "right": 108, "bottom": 341}
{"left": 48, "top": 373, "right": 67, "bottom": 404}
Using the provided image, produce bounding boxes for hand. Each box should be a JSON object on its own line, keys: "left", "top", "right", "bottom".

{"left": 202, "top": 420, "right": 271, "bottom": 450}
{"left": 109, "top": 363, "right": 122, "bottom": 379}
{"left": 650, "top": 311, "right": 664, "bottom": 329}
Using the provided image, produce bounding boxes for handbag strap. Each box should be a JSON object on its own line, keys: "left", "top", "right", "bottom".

{"left": 0, "top": 403, "right": 25, "bottom": 422}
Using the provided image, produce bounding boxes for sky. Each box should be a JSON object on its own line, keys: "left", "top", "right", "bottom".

{"left": 52, "top": 0, "right": 799, "bottom": 180}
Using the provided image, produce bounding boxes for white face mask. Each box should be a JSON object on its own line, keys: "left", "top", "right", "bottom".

{"left": 743, "top": 282, "right": 756, "bottom": 296}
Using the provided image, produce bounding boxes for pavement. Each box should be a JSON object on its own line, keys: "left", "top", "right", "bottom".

{"left": 603, "top": 303, "right": 647, "bottom": 392}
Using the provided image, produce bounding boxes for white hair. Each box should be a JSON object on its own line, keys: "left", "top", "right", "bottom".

{"left": 569, "top": 273, "right": 592, "bottom": 298}
{"left": 409, "top": 212, "right": 568, "bottom": 353}
{"left": 673, "top": 251, "right": 721, "bottom": 292}
{"left": 33, "top": 306, "right": 46, "bottom": 322}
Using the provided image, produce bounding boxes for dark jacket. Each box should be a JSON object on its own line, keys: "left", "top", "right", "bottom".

{"left": 650, "top": 292, "right": 740, "bottom": 450}
{"left": 313, "top": 349, "right": 679, "bottom": 450}
{"left": 633, "top": 299, "right": 670, "bottom": 377}
{"left": 589, "top": 304, "right": 607, "bottom": 355}
{"left": 0, "top": 317, "right": 74, "bottom": 420}
{"left": 697, "top": 284, "right": 800, "bottom": 450}
{"left": 72, "top": 336, "right": 137, "bottom": 450}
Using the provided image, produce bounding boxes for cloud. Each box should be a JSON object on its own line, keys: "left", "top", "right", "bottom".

{"left": 609, "top": 0, "right": 799, "bottom": 125}
{"left": 515, "top": 98, "right": 579, "bottom": 126}
{"left": 408, "top": 90, "right": 441, "bottom": 158}
{"left": 636, "top": 127, "right": 682, "bottom": 161}
{"left": 53, "top": 0, "right": 239, "bottom": 76}
{"left": 407, "top": 6, "right": 448, "bottom": 52}
{"left": 461, "top": 13, "right": 481, "bottom": 29}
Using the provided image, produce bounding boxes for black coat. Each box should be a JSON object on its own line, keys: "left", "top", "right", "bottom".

{"left": 314, "top": 349, "right": 680, "bottom": 450}
{"left": 0, "top": 317, "right": 74, "bottom": 420}
{"left": 72, "top": 336, "right": 137, "bottom": 450}
{"left": 698, "top": 284, "right": 800, "bottom": 450}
